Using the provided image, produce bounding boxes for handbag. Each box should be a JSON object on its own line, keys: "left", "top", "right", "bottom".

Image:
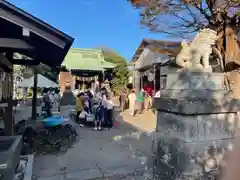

{"left": 86, "top": 114, "right": 94, "bottom": 122}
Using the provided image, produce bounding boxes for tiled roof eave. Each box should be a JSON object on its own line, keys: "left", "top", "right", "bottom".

{"left": 131, "top": 38, "right": 181, "bottom": 63}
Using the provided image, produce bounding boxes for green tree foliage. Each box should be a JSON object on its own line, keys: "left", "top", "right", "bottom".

{"left": 13, "top": 53, "right": 59, "bottom": 82}
{"left": 36, "top": 63, "right": 60, "bottom": 83}
{"left": 13, "top": 53, "right": 33, "bottom": 78}
{"left": 101, "top": 48, "right": 129, "bottom": 94}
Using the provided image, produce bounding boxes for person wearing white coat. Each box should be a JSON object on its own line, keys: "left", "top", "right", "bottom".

{"left": 128, "top": 90, "right": 136, "bottom": 116}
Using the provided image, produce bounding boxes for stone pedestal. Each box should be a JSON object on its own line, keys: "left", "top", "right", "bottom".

{"left": 0, "top": 136, "right": 22, "bottom": 180}
{"left": 153, "top": 71, "right": 240, "bottom": 179}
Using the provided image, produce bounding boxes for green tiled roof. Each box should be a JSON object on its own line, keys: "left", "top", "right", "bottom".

{"left": 62, "top": 48, "right": 115, "bottom": 71}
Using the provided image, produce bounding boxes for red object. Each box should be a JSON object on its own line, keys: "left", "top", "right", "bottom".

{"left": 146, "top": 86, "right": 153, "bottom": 96}
{"left": 114, "top": 121, "right": 118, "bottom": 127}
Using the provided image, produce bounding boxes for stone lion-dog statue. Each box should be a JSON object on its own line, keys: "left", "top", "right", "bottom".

{"left": 176, "top": 28, "right": 222, "bottom": 72}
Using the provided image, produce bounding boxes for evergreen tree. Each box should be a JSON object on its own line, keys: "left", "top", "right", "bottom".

{"left": 101, "top": 48, "right": 130, "bottom": 94}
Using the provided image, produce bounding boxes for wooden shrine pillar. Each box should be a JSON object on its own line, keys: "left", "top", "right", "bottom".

{"left": 31, "top": 67, "right": 38, "bottom": 120}
{"left": 4, "top": 52, "right": 14, "bottom": 135}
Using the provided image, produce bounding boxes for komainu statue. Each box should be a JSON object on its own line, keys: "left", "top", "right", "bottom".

{"left": 176, "top": 28, "right": 219, "bottom": 72}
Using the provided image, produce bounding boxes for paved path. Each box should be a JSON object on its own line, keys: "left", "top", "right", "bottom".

{"left": 12, "top": 105, "right": 154, "bottom": 180}
{"left": 117, "top": 110, "right": 156, "bottom": 133}
{"left": 10, "top": 100, "right": 156, "bottom": 180}
{"left": 33, "top": 125, "right": 153, "bottom": 180}
{"left": 112, "top": 97, "right": 156, "bottom": 133}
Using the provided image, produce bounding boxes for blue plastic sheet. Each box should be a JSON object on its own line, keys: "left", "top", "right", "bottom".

{"left": 42, "top": 116, "right": 64, "bottom": 127}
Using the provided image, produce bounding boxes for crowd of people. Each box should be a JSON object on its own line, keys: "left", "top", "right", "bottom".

{"left": 40, "top": 82, "right": 160, "bottom": 130}
{"left": 120, "top": 85, "right": 160, "bottom": 117}
{"left": 41, "top": 86, "right": 115, "bottom": 131}
{"left": 75, "top": 88, "right": 114, "bottom": 130}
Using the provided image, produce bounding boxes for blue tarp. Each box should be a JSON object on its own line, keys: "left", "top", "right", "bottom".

{"left": 42, "top": 116, "right": 64, "bottom": 127}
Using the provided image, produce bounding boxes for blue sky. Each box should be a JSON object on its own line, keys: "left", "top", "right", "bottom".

{"left": 8, "top": 0, "right": 169, "bottom": 61}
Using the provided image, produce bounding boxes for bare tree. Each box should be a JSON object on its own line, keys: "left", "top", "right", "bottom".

{"left": 129, "top": 0, "right": 240, "bottom": 63}
{"left": 129, "top": 0, "right": 239, "bottom": 37}
{"left": 129, "top": 0, "right": 240, "bottom": 98}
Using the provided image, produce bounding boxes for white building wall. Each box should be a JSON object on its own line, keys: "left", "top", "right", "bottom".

{"left": 133, "top": 45, "right": 174, "bottom": 90}
{"left": 135, "top": 45, "right": 172, "bottom": 70}
{"left": 135, "top": 48, "right": 151, "bottom": 69}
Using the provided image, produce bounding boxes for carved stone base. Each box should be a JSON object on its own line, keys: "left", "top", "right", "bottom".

{"left": 177, "top": 67, "right": 213, "bottom": 73}
{"left": 226, "top": 71, "right": 240, "bottom": 99}
{"left": 152, "top": 111, "right": 240, "bottom": 179}
{"left": 156, "top": 112, "right": 239, "bottom": 141}
{"left": 166, "top": 71, "right": 225, "bottom": 90}
{"left": 153, "top": 135, "right": 232, "bottom": 180}
{"left": 152, "top": 70, "right": 240, "bottom": 179}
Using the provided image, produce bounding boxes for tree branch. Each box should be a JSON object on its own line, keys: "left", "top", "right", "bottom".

{"left": 186, "top": 5, "right": 197, "bottom": 22}
{"left": 171, "top": 12, "right": 194, "bottom": 24}
{"left": 192, "top": 0, "right": 212, "bottom": 22}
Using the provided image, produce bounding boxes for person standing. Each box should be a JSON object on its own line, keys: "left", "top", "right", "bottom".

{"left": 92, "top": 95, "right": 104, "bottom": 131}
{"left": 128, "top": 90, "right": 136, "bottom": 116}
{"left": 104, "top": 96, "right": 114, "bottom": 129}
{"left": 83, "top": 92, "right": 90, "bottom": 113}
{"left": 137, "top": 88, "right": 144, "bottom": 114}
{"left": 42, "top": 88, "right": 52, "bottom": 117}
{"left": 86, "top": 89, "right": 93, "bottom": 112}
{"left": 119, "top": 88, "right": 127, "bottom": 112}
{"left": 54, "top": 89, "right": 61, "bottom": 112}
{"left": 76, "top": 93, "right": 84, "bottom": 123}
{"left": 78, "top": 107, "right": 88, "bottom": 127}
{"left": 49, "top": 89, "right": 55, "bottom": 105}
{"left": 145, "top": 85, "right": 153, "bottom": 110}
{"left": 73, "top": 88, "right": 80, "bottom": 97}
